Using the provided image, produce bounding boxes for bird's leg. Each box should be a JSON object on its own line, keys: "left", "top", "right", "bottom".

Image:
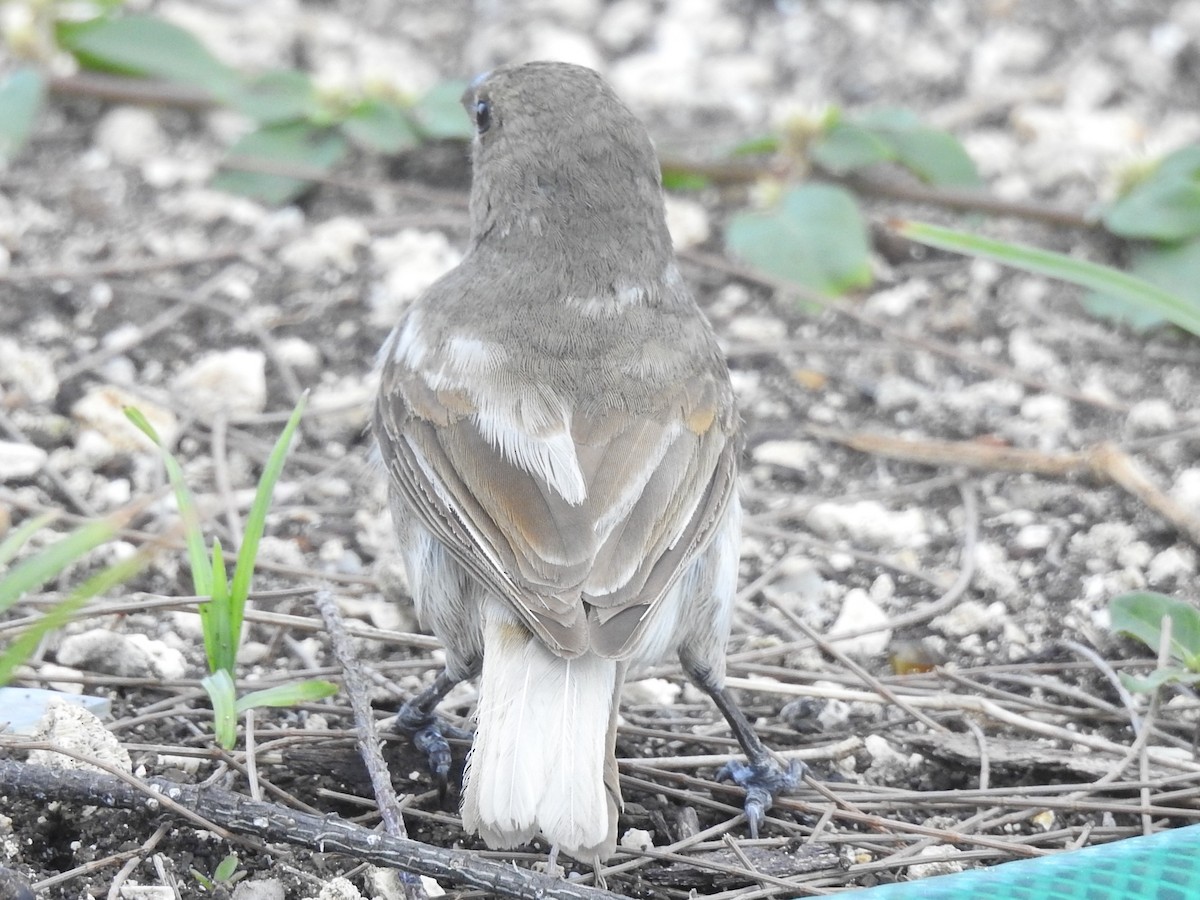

{"left": 682, "top": 657, "right": 805, "bottom": 837}
{"left": 394, "top": 667, "right": 475, "bottom": 798}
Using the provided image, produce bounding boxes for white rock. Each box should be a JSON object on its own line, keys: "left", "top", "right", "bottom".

{"left": 1019, "top": 393, "right": 1071, "bottom": 439}
{"left": 316, "top": 877, "right": 363, "bottom": 900}
{"left": 232, "top": 879, "right": 286, "bottom": 900}
{"left": 827, "top": 588, "right": 891, "bottom": 656}
{"left": 873, "top": 375, "right": 928, "bottom": 410}
{"left": 1013, "top": 523, "right": 1054, "bottom": 553}
{"left": 27, "top": 697, "right": 132, "bottom": 773}
{"left": 57, "top": 629, "right": 187, "bottom": 680}
{"left": 369, "top": 230, "right": 462, "bottom": 326}
{"left": 620, "top": 828, "right": 654, "bottom": 852}
{"left": 664, "top": 195, "right": 710, "bottom": 250}
{"left": 94, "top": 107, "right": 167, "bottom": 166}
{"left": 172, "top": 348, "right": 267, "bottom": 419}
{"left": 1170, "top": 468, "right": 1200, "bottom": 510}
{"left": 0, "top": 440, "right": 46, "bottom": 480}
{"left": 279, "top": 216, "right": 369, "bottom": 273}
{"left": 933, "top": 599, "right": 1002, "bottom": 638}
{"left": 1125, "top": 398, "right": 1177, "bottom": 435}
{"left": 596, "top": 0, "right": 653, "bottom": 51}
{"left": 0, "top": 337, "right": 59, "bottom": 403}
{"left": 72, "top": 385, "right": 179, "bottom": 453}
{"left": 1009, "top": 331, "right": 1061, "bottom": 375}
{"left": 906, "top": 844, "right": 966, "bottom": 879}
{"left": 726, "top": 315, "right": 786, "bottom": 343}
{"left": 623, "top": 678, "right": 681, "bottom": 707}
{"left": 752, "top": 440, "right": 817, "bottom": 472}
{"left": 522, "top": 24, "right": 604, "bottom": 71}
{"left": 274, "top": 336, "right": 322, "bottom": 371}
{"left": 806, "top": 500, "right": 928, "bottom": 549}
{"left": 1148, "top": 546, "right": 1197, "bottom": 585}
{"left": 116, "top": 886, "right": 175, "bottom": 900}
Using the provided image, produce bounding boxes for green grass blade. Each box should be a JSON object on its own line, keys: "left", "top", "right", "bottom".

{"left": 235, "top": 678, "right": 338, "bottom": 713}
{"left": 0, "top": 511, "right": 60, "bottom": 568}
{"left": 228, "top": 394, "right": 306, "bottom": 647}
{"left": 893, "top": 219, "right": 1200, "bottom": 337}
{"left": 0, "top": 545, "right": 154, "bottom": 685}
{"left": 0, "top": 512, "right": 130, "bottom": 613}
{"left": 124, "top": 406, "right": 212, "bottom": 595}
{"left": 201, "top": 538, "right": 234, "bottom": 675}
{"left": 201, "top": 669, "right": 238, "bottom": 749}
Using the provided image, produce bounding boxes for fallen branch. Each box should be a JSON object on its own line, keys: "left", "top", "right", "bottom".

{"left": 0, "top": 759, "right": 632, "bottom": 900}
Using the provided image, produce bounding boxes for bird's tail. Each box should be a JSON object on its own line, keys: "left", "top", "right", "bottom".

{"left": 461, "top": 603, "right": 622, "bottom": 861}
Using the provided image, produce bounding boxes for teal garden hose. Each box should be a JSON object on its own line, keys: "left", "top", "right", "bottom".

{"left": 851, "top": 824, "right": 1200, "bottom": 898}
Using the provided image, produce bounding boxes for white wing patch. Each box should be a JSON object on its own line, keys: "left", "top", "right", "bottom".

{"left": 475, "top": 406, "right": 588, "bottom": 505}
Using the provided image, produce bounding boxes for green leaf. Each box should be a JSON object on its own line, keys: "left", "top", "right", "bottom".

{"left": 1104, "top": 146, "right": 1200, "bottom": 241}
{"left": 726, "top": 184, "right": 872, "bottom": 294}
{"left": 228, "top": 394, "right": 306, "bottom": 652}
{"left": 202, "top": 669, "right": 238, "bottom": 749}
{"left": 410, "top": 79, "right": 472, "bottom": 140}
{"left": 0, "top": 511, "right": 59, "bottom": 569}
{"left": 59, "top": 15, "right": 239, "bottom": 99}
{"left": 201, "top": 539, "right": 234, "bottom": 674}
{"left": 1110, "top": 591, "right": 1200, "bottom": 671}
{"left": 213, "top": 123, "right": 346, "bottom": 204}
{"left": 1085, "top": 237, "right": 1200, "bottom": 330}
{"left": 810, "top": 121, "right": 894, "bottom": 174}
{"left": 660, "top": 167, "right": 711, "bottom": 191}
{"left": 1119, "top": 668, "right": 1200, "bottom": 694}
{"left": 730, "top": 134, "right": 780, "bottom": 156}
{"left": 893, "top": 219, "right": 1200, "bottom": 339}
{"left": 235, "top": 678, "right": 338, "bottom": 713}
{"left": 341, "top": 99, "right": 420, "bottom": 153}
{"left": 0, "top": 516, "right": 121, "bottom": 613}
{"left": 816, "top": 108, "right": 980, "bottom": 187}
{"left": 213, "top": 853, "right": 239, "bottom": 883}
{"left": 230, "top": 70, "right": 320, "bottom": 126}
{"left": 124, "top": 406, "right": 211, "bottom": 596}
{"left": 0, "top": 68, "right": 46, "bottom": 163}
{"left": 886, "top": 126, "right": 980, "bottom": 187}
{"left": 0, "top": 545, "right": 152, "bottom": 685}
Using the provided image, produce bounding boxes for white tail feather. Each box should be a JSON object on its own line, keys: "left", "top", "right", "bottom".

{"left": 462, "top": 603, "right": 619, "bottom": 859}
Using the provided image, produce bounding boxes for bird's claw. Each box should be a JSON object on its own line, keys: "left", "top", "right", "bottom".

{"left": 715, "top": 758, "right": 805, "bottom": 838}
{"left": 395, "top": 702, "right": 466, "bottom": 798}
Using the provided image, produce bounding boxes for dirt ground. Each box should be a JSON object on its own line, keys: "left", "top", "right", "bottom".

{"left": 2, "top": 1, "right": 1200, "bottom": 898}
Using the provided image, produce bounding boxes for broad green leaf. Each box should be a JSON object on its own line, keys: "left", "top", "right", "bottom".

{"left": 1110, "top": 591, "right": 1200, "bottom": 671}
{"left": 1120, "top": 668, "right": 1200, "bottom": 694}
{"left": 59, "top": 15, "right": 239, "bottom": 99}
{"left": 1104, "top": 146, "right": 1200, "bottom": 241}
{"left": 213, "top": 854, "right": 239, "bottom": 883}
{"left": 894, "top": 220, "right": 1200, "bottom": 338}
{"left": 411, "top": 79, "right": 471, "bottom": 140}
{"left": 342, "top": 99, "right": 420, "bottom": 153}
{"left": 0, "top": 545, "right": 152, "bottom": 685}
{"left": 230, "top": 70, "right": 321, "bottom": 126}
{"left": 235, "top": 678, "right": 338, "bottom": 713}
{"left": 726, "top": 184, "right": 872, "bottom": 294}
{"left": 1085, "top": 237, "right": 1200, "bottom": 330}
{"left": 0, "top": 68, "right": 46, "bottom": 163}
{"left": 212, "top": 123, "right": 346, "bottom": 204}
{"left": 810, "top": 121, "right": 894, "bottom": 174}
{"left": 125, "top": 406, "right": 211, "bottom": 596}
{"left": 885, "top": 126, "right": 980, "bottom": 187}
{"left": 202, "top": 669, "right": 238, "bottom": 749}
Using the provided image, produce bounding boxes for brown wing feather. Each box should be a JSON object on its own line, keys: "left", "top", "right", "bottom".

{"left": 375, "top": 321, "right": 738, "bottom": 660}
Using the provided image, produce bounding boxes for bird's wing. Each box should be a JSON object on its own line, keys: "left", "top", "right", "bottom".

{"left": 374, "top": 311, "right": 738, "bottom": 659}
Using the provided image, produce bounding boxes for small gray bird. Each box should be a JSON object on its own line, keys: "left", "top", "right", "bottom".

{"left": 374, "top": 61, "right": 799, "bottom": 864}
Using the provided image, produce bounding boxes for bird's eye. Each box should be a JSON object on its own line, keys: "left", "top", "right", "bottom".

{"left": 474, "top": 99, "right": 492, "bottom": 134}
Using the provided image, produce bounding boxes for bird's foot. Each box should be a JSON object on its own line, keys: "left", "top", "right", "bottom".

{"left": 715, "top": 758, "right": 806, "bottom": 838}
{"left": 394, "top": 702, "right": 471, "bottom": 798}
